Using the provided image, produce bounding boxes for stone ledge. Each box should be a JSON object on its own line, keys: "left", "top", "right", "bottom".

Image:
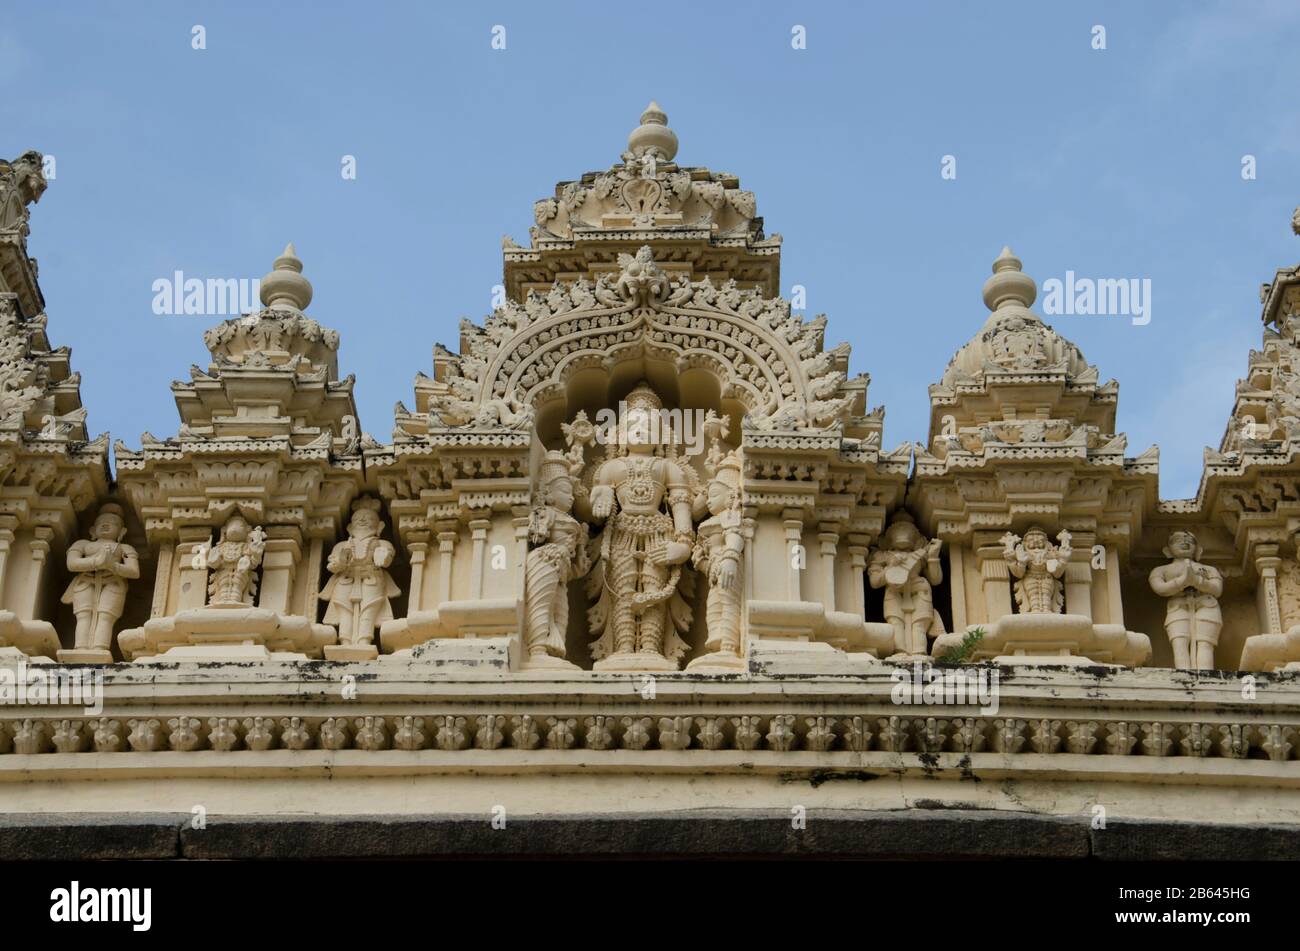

{"left": 2, "top": 810, "right": 1297, "bottom": 859}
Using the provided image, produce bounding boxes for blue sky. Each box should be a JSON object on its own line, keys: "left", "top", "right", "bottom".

{"left": 4, "top": 0, "right": 1298, "bottom": 499}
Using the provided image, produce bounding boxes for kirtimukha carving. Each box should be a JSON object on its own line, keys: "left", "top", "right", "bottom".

{"left": 1149, "top": 531, "right": 1223, "bottom": 670}
{"left": 1003, "top": 527, "right": 1072, "bottom": 614}
{"left": 195, "top": 514, "right": 266, "bottom": 607}
{"left": 319, "top": 497, "right": 398, "bottom": 661}
{"left": 868, "top": 513, "right": 944, "bottom": 656}
{"left": 522, "top": 415, "right": 593, "bottom": 670}
{"left": 61, "top": 504, "right": 138, "bottom": 660}
{"left": 687, "top": 412, "right": 745, "bottom": 671}
{"left": 584, "top": 383, "right": 697, "bottom": 671}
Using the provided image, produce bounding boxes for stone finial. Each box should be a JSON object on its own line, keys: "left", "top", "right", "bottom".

{"left": 1291, "top": 205, "right": 1300, "bottom": 236}
{"left": 981, "top": 246, "right": 1037, "bottom": 312}
{"left": 627, "top": 101, "right": 678, "bottom": 162}
{"left": 259, "top": 243, "right": 313, "bottom": 312}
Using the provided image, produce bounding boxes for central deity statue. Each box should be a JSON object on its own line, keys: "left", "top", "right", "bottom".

{"left": 1002, "top": 526, "right": 1072, "bottom": 614}
{"left": 583, "top": 383, "right": 698, "bottom": 670}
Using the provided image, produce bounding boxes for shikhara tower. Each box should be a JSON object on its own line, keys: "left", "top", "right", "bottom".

{"left": 1, "top": 108, "right": 1300, "bottom": 858}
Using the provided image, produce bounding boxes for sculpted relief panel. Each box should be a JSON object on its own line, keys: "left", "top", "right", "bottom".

{"left": 8, "top": 115, "right": 1300, "bottom": 679}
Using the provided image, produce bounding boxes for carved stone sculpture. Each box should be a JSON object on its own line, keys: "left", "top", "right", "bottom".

{"left": 1003, "top": 527, "right": 1072, "bottom": 614}
{"left": 195, "top": 514, "right": 267, "bottom": 607}
{"left": 1149, "top": 530, "right": 1223, "bottom": 670}
{"left": 584, "top": 383, "right": 696, "bottom": 671}
{"left": 687, "top": 413, "right": 745, "bottom": 671}
{"left": 319, "top": 497, "right": 398, "bottom": 661}
{"left": 522, "top": 417, "right": 591, "bottom": 670}
{"left": 868, "top": 513, "right": 944, "bottom": 656}
{"left": 60, "top": 504, "right": 139, "bottom": 662}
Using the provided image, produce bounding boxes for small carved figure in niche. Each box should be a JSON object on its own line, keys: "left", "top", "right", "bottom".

{"left": 194, "top": 514, "right": 266, "bottom": 607}
{"left": 689, "top": 412, "right": 745, "bottom": 668}
{"left": 1149, "top": 530, "right": 1223, "bottom": 670}
{"left": 320, "top": 497, "right": 398, "bottom": 647}
{"left": 868, "top": 513, "right": 944, "bottom": 655}
{"left": 1002, "top": 527, "right": 1072, "bottom": 614}
{"left": 62, "top": 503, "right": 139, "bottom": 651}
{"left": 523, "top": 419, "right": 591, "bottom": 669}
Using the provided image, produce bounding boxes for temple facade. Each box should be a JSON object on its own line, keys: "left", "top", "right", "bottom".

{"left": 2, "top": 107, "right": 1300, "bottom": 857}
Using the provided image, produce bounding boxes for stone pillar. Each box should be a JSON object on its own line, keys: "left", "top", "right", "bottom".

{"left": 818, "top": 523, "right": 839, "bottom": 610}
{"left": 150, "top": 538, "right": 175, "bottom": 618}
{"left": 21, "top": 526, "right": 53, "bottom": 621}
{"left": 468, "top": 514, "right": 491, "bottom": 600}
{"left": 512, "top": 506, "right": 530, "bottom": 603}
{"left": 783, "top": 509, "right": 805, "bottom": 602}
{"left": 435, "top": 521, "right": 457, "bottom": 606}
{"left": 0, "top": 515, "right": 19, "bottom": 607}
{"left": 298, "top": 536, "right": 324, "bottom": 620}
{"left": 176, "top": 526, "right": 213, "bottom": 611}
{"left": 1256, "top": 544, "right": 1283, "bottom": 637}
{"left": 845, "top": 533, "right": 870, "bottom": 618}
{"left": 405, "top": 532, "right": 429, "bottom": 613}
{"left": 978, "top": 544, "right": 1013, "bottom": 622}
{"left": 257, "top": 527, "right": 302, "bottom": 616}
{"left": 1063, "top": 531, "right": 1095, "bottom": 619}
{"left": 947, "top": 543, "right": 968, "bottom": 632}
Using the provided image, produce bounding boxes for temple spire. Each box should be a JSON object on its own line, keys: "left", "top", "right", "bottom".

{"left": 627, "top": 100, "right": 678, "bottom": 161}
{"left": 259, "top": 242, "right": 313, "bottom": 312}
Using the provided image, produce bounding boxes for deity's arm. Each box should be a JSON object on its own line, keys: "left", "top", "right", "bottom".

{"left": 64, "top": 541, "right": 94, "bottom": 573}
{"left": 116, "top": 544, "right": 141, "bottom": 580}
{"left": 374, "top": 539, "right": 396, "bottom": 568}
{"left": 664, "top": 461, "right": 694, "bottom": 537}
{"left": 325, "top": 541, "right": 348, "bottom": 572}
{"left": 204, "top": 543, "right": 225, "bottom": 567}
{"left": 1148, "top": 562, "right": 1185, "bottom": 597}
{"left": 866, "top": 552, "right": 888, "bottom": 589}
{"left": 586, "top": 461, "right": 616, "bottom": 520}
{"left": 924, "top": 544, "right": 943, "bottom": 586}
{"left": 1195, "top": 563, "right": 1224, "bottom": 598}
{"left": 1006, "top": 554, "right": 1027, "bottom": 580}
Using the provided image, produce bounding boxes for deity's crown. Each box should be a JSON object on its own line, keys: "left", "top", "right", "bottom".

{"left": 351, "top": 496, "right": 382, "bottom": 517}
{"left": 624, "top": 382, "right": 663, "bottom": 414}
{"left": 538, "top": 448, "right": 578, "bottom": 487}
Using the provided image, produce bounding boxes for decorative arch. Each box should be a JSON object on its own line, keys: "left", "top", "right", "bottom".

{"left": 429, "top": 247, "right": 855, "bottom": 437}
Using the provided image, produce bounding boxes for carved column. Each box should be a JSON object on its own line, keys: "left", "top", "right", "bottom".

{"left": 947, "top": 543, "right": 968, "bottom": 632}
{"left": 176, "top": 526, "right": 212, "bottom": 611}
{"left": 150, "top": 536, "right": 175, "bottom": 618}
{"left": 0, "top": 515, "right": 19, "bottom": 606}
{"left": 435, "top": 520, "right": 458, "bottom": 606}
{"left": 783, "top": 508, "right": 805, "bottom": 602}
{"left": 512, "top": 506, "right": 530, "bottom": 603}
{"left": 405, "top": 531, "right": 430, "bottom": 613}
{"left": 1256, "top": 544, "right": 1283, "bottom": 637}
{"left": 1063, "top": 531, "right": 1095, "bottom": 618}
{"left": 817, "top": 522, "right": 839, "bottom": 610}
{"left": 299, "top": 536, "right": 324, "bottom": 620}
{"left": 468, "top": 514, "right": 491, "bottom": 600}
{"left": 21, "top": 526, "right": 53, "bottom": 621}
{"left": 845, "top": 533, "right": 870, "bottom": 618}
{"left": 978, "top": 543, "right": 1013, "bottom": 622}
{"left": 257, "top": 527, "right": 302, "bottom": 616}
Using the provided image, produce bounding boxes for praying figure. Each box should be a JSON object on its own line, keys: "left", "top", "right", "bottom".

{"left": 523, "top": 422, "right": 591, "bottom": 669}
{"left": 1149, "top": 530, "right": 1222, "bottom": 670}
{"left": 688, "top": 413, "right": 745, "bottom": 669}
{"left": 320, "top": 497, "right": 399, "bottom": 648}
{"left": 61, "top": 503, "right": 140, "bottom": 653}
{"left": 868, "top": 513, "right": 945, "bottom": 655}
{"left": 194, "top": 514, "right": 266, "bottom": 607}
{"left": 1002, "top": 527, "right": 1072, "bottom": 614}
